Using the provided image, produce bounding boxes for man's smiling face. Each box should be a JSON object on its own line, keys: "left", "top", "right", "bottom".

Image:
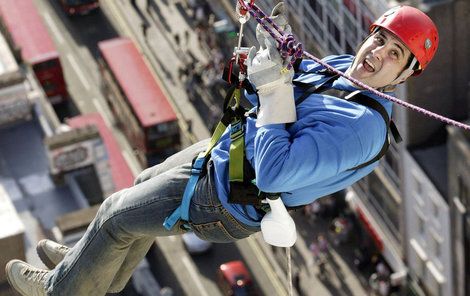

{"left": 347, "top": 29, "right": 413, "bottom": 89}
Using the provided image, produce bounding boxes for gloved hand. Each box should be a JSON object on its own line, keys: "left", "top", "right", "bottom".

{"left": 256, "top": 2, "right": 290, "bottom": 51}
{"left": 247, "top": 35, "right": 296, "bottom": 127}
{"left": 247, "top": 1, "right": 296, "bottom": 127}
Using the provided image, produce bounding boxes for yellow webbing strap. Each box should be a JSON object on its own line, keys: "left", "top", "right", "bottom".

{"left": 199, "top": 88, "right": 246, "bottom": 185}
{"left": 228, "top": 88, "right": 244, "bottom": 183}
{"left": 229, "top": 117, "right": 244, "bottom": 182}
{"left": 164, "top": 87, "right": 247, "bottom": 230}
{"left": 199, "top": 120, "right": 228, "bottom": 159}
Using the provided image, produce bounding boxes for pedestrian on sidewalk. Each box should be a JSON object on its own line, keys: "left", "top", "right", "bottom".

{"left": 186, "top": 119, "right": 193, "bottom": 134}
{"left": 309, "top": 233, "right": 329, "bottom": 265}
{"left": 130, "top": 0, "right": 137, "bottom": 10}
{"left": 309, "top": 240, "right": 320, "bottom": 264}
{"left": 293, "top": 270, "right": 302, "bottom": 296}
{"left": 141, "top": 22, "right": 150, "bottom": 40}
{"left": 174, "top": 33, "right": 181, "bottom": 46}
{"left": 330, "top": 215, "right": 352, "bottom": 245}
{"left": 5, "top": 3, "right": 439, "bottom": 296}
{"left": 145, "top": 0, "right": 150, "bottom": 12}
{"left": 184, "top": 30, "right": 190, "bottom": 46}
{"left": 318, "top": 234, "right": 329, "bottom": 256}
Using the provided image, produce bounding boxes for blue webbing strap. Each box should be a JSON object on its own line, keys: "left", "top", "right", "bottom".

{"left": 163, "top": 87, "right": 243, "bottom": 231}
{"left": 163, "top": 155, "right": 206, "bottom": 230}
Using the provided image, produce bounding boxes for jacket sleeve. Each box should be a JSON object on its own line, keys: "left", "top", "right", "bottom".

{"left": 253, "top": 108, "right": 386, "bottom": 192}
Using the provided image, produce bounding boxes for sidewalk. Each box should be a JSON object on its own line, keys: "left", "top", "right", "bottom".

{"left": 289, "top": 209, "right": 370, "bottom": 295}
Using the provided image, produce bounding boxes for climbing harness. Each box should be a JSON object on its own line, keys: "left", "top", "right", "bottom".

{"left": 164, "top": 11, "right": 256, "bottom": 231}
{"left": 163, "top": 84, "right": 249, "bottom": 230}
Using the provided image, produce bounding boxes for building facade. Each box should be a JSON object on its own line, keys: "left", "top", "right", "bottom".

{"left": 403, "top": 151, "right": 452, "bottom": 296}
{"left": 447, "top": 125, "right": 470, "bottom": 296}
{"left": 257, "top": 0, "right": 470, "bottom": 294}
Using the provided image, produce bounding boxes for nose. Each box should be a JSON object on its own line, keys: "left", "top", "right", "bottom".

{"left": 371, "top": 45, "right": 386, "bottom": 62}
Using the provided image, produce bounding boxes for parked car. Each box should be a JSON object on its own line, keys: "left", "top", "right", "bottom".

{"left": 182, "top": 232, "right": 213, "bottom": 255}
{"left": 59, "top": 0, "right": 100, "bottom": 16}
{"left": 217, "top": 260, "right": 257, "bottom": 296}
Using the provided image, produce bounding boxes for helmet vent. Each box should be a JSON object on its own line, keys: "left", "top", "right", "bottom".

{"left": 425, "top": 38, "right": 432, "bottom": 49}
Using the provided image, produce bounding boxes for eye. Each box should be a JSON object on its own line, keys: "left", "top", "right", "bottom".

{"left": 390, "top": 50, "right": 399, "bottom": 59}
{"left": 374, "top": 36, "right": 385, "bottom": 45}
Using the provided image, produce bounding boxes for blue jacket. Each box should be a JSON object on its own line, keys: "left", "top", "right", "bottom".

{"left": 210, "top": 55, "right": 393, "bottom": 226}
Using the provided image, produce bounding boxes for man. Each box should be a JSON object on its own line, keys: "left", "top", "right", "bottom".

{"left": 5, "top": 4, "right": 438, "bottom": 295}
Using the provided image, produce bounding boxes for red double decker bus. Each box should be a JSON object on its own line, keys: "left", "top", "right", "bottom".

{"left": 59, "top": 0, "right": 100, "bottom": 16}
{"left": 98, "top": 37, "right": 181, "bottom": 167}
{"left": 0, "top": 0, "right": 68, "bottom": 105}
{"left": 67, "top": 113, "right": 135, "bottom": 191}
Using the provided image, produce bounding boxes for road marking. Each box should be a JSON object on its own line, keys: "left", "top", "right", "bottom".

{"left": 43, "top": 11, "right": 65, "bottom": 45}
{"left": 67, "top": 53, "right": 90, "bottom": 90}
{"left": 182, "top": 256, "right": 210, "bottom": 296}
{"left": 246, "top": 237, "right": 287, "bottom": 295}
{"left": 168, "top": 236, "right": 176, "bottom": 242}
{"left": 92, "top": 98, "right": 112, "bottom": 128}
{"left": 122, "top": 149, "right": 141, "bottom": 177}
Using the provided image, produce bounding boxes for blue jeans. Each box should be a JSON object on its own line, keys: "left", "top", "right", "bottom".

{"left": 45, "top": 140, "right": 260, "bottom": 295}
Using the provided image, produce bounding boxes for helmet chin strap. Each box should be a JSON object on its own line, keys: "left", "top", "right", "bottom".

{"left": 390, "top": 57, "right": 417, "bottom": 86}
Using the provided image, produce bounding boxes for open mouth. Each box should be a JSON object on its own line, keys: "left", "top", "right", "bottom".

{"left": 362, "top": 58, "right": 375, "bottom": 72}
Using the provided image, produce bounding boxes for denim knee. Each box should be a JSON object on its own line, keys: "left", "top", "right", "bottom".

{"left": 134, "top": 167, "right": 154, "bottom": 185}
{"left": 94, "top": 191, "right": 131, "bottom": 233}
{"left": 98, "top": 188, "right": 129, "bottom": 215}
{"left": 107, "top": 284, "right": 126, "bottom": 294}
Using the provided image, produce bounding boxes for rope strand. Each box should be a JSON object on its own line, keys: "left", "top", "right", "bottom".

{"left": 237, "top": 0, "right": 470, "bottom": 131}
{"left": 286, "top": 247, "right": 293, "bottom": 296}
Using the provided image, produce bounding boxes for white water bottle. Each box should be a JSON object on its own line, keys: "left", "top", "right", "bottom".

{"left": 260, "top": 195, "right": 297, "bottom": 247}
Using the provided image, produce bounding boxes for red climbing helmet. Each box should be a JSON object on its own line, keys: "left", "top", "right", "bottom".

{"left": 370, "top": 5, "right": 439, "bottom": 75}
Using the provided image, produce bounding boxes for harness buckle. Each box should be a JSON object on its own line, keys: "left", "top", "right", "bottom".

{"left": 230, "top": 120, "right": 244, "bottom": 140}
{"left": 191, "top": 167, "right": 202, "bottom": 176}
{"left": 180, "top": 223, "right": 191, "bottom": 231}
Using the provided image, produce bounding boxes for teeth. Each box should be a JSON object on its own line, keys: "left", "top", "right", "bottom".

{"left": 365, "top": 59, "right": 375, "bottom": 71}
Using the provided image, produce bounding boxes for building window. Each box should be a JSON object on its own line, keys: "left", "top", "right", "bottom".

{"left": 421, "top": 259, "right": 426, "bottom": 279}
{"left": 345, "top": 41, "right": 354, "bottom": 55}
{"left": 458, "top": 176, "right": 470, "bottom": 207}
{"left": 432, "top": 200, "right": 439, "bottom": 217}
{"left": 327, "top": 16, "right": 341, "bottom": 43}
{"left": 411, "top": 239, "right": 428, "bottom": 279}
{"left": 414, "top": 174, "right": 423, "bottom": 195}
{"left": 367, "top": 172, "right": 401, "bottom": 241}
{"left": 386, "top": 141, "right": 400, "bottom": 170}
{"left": 413, "top": 173, "right": 425, "bottom": 207}
{"left": 308, "top": 0, "right": 323, "bottom": 18}
{"left": 464, "top": 214, "right": 470, "bottom": 296}
{"left": 383, "top": 143, "right": 400, "bottom": 187}
{"left": 433, "top": 235, "right": 441, "bottom": 257}
{"left": 417, "top": 214, "right": 425, "bottom": 235}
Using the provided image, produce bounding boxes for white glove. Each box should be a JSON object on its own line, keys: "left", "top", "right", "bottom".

{"left": 247, "top": 38, "right": 296, "bottom": 127}
{"left": 256, "top": 2, "right": 290, "bottom": 51}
